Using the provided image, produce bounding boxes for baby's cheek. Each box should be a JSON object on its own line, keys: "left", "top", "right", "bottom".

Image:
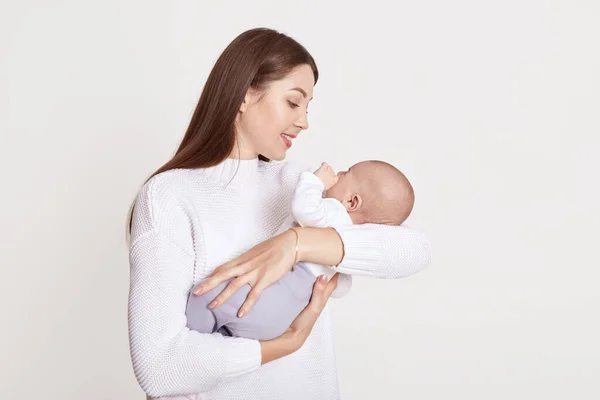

{"left": 324, "top": 184, "right": 340, "bottom": 200}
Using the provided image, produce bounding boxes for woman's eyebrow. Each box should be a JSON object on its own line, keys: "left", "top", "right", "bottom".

{"left": 289, "top": 87, "right": 313, "bottom": 100}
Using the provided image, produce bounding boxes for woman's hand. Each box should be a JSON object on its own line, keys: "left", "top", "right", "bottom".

{"left": 192, "top": 229, "right": 298, "bottom": 317}
{"left": 260, "top": 273, "right": 339, "bottom": 364}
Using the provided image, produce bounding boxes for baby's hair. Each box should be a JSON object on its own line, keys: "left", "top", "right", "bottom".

{"left": 353, "top": 160, "right": 415, "bottom": 226}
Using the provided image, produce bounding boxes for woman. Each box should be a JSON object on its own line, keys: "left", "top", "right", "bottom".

{"left": 128, "top": 27, "right": 431, "bottom": 400}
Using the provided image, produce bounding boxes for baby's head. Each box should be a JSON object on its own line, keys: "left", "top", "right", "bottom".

{"left": 326, "top": 160, "right": 414, "bottom": 225}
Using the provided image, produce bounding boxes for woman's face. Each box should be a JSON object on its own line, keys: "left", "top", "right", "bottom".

{"left": 236, "top": 64, "right": 315, "bottom": 160}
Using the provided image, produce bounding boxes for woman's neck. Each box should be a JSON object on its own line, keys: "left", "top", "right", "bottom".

{"left": 199, "top": 157, "right": 261, "bottom": 186}
{"left": 229, "top": 137, "right": 258, "bottom": 160}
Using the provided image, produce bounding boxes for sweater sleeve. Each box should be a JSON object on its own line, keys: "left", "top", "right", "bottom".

{"left": 331, "top": 223, "right": 432, "bottom": 278}
{"left": 291, "top": 171, "right": 352, "bottom": 228}
{"left": 128, "top": 179, "right": 261, "bottom": 398}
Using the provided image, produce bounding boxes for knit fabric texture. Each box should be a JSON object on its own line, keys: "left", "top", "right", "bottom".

{"left": 128, "top": 157, "right": 431, "bottom": 399}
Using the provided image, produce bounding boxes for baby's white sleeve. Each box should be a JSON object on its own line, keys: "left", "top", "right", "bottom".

{"left": 290, "top": 172, "right": 352, "bottom": 228}
{"left": 290, "top": 171, "right": 353, "bottom": 298}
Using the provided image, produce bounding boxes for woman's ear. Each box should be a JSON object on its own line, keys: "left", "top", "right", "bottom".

{"left": 240, "top": 88, "right": 260, "bottom": 113}
{"left": 239, "top": 97, "right": 249, "bottom": 113}
{"left": 346, "top": 194, "right": 362, "bottom": 212}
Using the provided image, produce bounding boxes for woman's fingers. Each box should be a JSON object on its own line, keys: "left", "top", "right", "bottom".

{"left": 237, "top": 283, "right": 267, "bottom": 318}
{"left": 324, "top": 273, "right": 339, "bottom": 296}
{"left": 308, "top": 273, "right": 339, "bottom": 313}
{"left": 206, "top": 275, "right": 251, "bottom": 308}
{"left": 286, "top": 274, "right": 339, "bottom": 343}
{"left": 193, "top": 262, "right": 250, "bottom": 296}
{"left": 193, "top": 271, "right": 226, "bottom": 296}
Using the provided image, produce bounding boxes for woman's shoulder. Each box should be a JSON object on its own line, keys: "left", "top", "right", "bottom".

{"left": 130, "top": 169, "right": 201, "bottom": 253}
{"left": 133, "top": 168, "right": 211, "bottom": 224}
{"left": 131, "top": 169, "right": 202, "bottom": 240}
{"left": 137, "top": 168, "right": 198, "bottom": 201}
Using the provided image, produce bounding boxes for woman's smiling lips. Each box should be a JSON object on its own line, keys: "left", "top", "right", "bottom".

{"left": 281, "top": 132, "right": 296, "bottom": 148}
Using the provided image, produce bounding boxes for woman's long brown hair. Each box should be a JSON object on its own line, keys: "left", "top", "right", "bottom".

{"left": 127, "top": 28, "right": 318, "bottom": 232}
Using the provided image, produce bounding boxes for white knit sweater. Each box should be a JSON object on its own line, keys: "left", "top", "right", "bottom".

{"left": 128, "top": 157, "right": 431, "bottom": 400}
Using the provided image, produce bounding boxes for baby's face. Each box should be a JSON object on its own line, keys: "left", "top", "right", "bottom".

{"left": 324, "top": 160, "right": 413, "bottom": 225}
{"left": 324, "top": 165, "right": 358, "bottom": 204}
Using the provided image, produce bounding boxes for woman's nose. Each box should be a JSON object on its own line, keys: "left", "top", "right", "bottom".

{"left": 295, "top": 113, "right": 309, "bottom": 130}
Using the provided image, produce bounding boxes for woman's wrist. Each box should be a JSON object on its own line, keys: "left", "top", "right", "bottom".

{"left": 294, "top": 227, "right": 344, "bottom": 266}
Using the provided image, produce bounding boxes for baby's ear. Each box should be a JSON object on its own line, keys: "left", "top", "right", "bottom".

{"left": 346, "top": 194, "right": 362, "bottom": 212}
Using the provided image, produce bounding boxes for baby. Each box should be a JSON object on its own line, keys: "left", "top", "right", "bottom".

{"left": 186, "top": 160, "right": 415, "bottom": 340}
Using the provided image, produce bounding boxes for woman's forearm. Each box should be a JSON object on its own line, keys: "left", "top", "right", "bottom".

{"left": 294, "top": 224, "right": 431, "bottom": 278}
{"left": 260, "top": 334, "right": 300, "bottom": 365}
{"left": 333, "top": 223, "right": 431, "bottom": 278}
{"left": 295, "top": 227, "right": 344, "bottom": 266}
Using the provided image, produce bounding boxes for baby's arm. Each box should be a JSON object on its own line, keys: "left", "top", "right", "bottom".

{"left": 291, "top": 163, "right": 351, "bottom": 228}
{"left": 291, "top": 163, "right": 354, "bottom": 298}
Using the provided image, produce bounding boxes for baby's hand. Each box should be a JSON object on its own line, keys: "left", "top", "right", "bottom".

{"left": 314, "top": 162, "right": 339, "bottom": 190}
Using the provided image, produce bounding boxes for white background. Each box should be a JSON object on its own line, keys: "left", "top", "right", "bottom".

{"left": 1, "top": 1, "right": 599, "bottom": 399}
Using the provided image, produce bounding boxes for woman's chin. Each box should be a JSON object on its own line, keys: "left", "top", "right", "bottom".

{"left": 262, "top": 149, "right": 287, "bottom": 161}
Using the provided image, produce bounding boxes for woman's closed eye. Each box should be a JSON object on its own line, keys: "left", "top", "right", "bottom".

{"left": 288, "top": 100, "right": 309, "bottom": 114}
